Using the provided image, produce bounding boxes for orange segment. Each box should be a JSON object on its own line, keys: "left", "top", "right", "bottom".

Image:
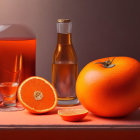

{"left": 58, "top": 109, "right": 88, "bottom": 122}
{"left": 18, "top": 76, "right": 57, "bottom": 114}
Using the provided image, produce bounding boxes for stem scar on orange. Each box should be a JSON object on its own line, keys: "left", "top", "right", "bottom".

{"left": 76, "top": 56, "right": 140, "bottom": 117}
{"left": 58, "top": 109, "right": 88, "bottom": 122}
{"left": 18, "top": 76, "right": 57, "bottom": 114}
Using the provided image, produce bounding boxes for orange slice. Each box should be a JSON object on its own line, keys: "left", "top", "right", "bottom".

{"left": 58, "top": 109, "right": 88, "bottom": 122}
{"left": 18, "top": 76, "right": 57, "bottom": 114}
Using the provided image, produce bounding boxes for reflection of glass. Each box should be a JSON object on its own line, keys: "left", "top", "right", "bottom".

{"left": 0, "top": 54, "right": 24, "bottom": 111}
{"left": 0, "top": 24, "right": 36, "bottom": 83}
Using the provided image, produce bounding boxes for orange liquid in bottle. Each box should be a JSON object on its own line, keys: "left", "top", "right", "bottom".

{"left": 52, "top": 63, "right": 78, "bottom": 100}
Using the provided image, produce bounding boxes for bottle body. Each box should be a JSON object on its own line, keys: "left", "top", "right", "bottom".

{"left": 52, "top": 20, "right": 79, "bottom": 106}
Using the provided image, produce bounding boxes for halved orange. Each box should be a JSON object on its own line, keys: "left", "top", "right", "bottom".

{"left": 18, "top": 76, "right": 57, "bottom": 114}
{"left": 58, "top": 109, "right": 88, "bottom": 122}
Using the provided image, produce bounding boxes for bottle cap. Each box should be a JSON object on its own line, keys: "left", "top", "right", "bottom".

{"left": 57, "top": 19, "right": 71, "bottom": 23}
{"left": 57, "top": 19, "right": 72, "bottom": 34}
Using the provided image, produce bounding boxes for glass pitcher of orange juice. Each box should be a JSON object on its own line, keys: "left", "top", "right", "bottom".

{"left": 0, "top": 24, "right": 36, "bottom": 83}
{"left": 0, "top": 24, "right": 36, "bottom": 109}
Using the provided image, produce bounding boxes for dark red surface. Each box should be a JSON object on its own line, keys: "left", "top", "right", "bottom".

{"left": 1, "top": 129, "right": 140, "bottom": 140}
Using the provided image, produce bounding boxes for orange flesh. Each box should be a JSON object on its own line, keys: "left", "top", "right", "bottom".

{"left": 19, "top": 77, "right": 57, "bottom": 111}
{"left": 58, "top": 109, "right": 88, "bottom": 122}
{"left": 58, "top": 109, "right": 88, "bottom": 116}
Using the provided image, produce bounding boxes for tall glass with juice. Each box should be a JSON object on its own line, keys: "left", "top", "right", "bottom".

{"left": 52, "top": 19, "right": 79, "bottom": 106}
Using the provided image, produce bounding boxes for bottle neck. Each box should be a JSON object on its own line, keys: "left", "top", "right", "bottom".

{"left": 56, "top": 21, "right": 72, "bottom": 45}
{"left": 57, "top": 33, "right": 72, "bottom": 45}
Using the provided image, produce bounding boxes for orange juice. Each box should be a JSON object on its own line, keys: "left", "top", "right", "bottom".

{"left": 0, "top": 82, "right": 18, "bottom": 106}
{"left": 0, "top": 39, "right": 36, "bottom": 83}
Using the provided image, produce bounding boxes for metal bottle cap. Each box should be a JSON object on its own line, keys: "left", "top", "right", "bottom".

{"left": 57, "top": 19, "right": 71, "bottom": 23}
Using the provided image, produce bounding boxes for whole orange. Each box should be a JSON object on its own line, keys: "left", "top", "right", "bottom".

{"left": 76, "top": 57, "right": 140, "bottom": 117}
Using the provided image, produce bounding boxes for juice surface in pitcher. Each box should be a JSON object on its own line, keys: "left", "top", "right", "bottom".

{"left": 0, "top": 39, "right": 36, "bottom": 83}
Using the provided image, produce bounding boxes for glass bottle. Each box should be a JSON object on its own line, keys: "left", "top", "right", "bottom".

{"left": 52, "top": 19, "right": 79, "bottom": 106}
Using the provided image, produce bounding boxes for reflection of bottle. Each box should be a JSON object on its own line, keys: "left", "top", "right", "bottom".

{"left": 52, "top": 19, "right": 79, "bottom": 106}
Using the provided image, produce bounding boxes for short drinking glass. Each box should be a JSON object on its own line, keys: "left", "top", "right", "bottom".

{"left": 0, "top": 54, "right": 24, "bottom": 111}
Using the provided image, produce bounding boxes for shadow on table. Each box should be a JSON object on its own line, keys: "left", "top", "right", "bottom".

{"left": 24, "top": 108, "right": 59, "bottom": 116}
{"left": 89, "top": 108, "right": 140, "bottom": 122}
{"left": 122, "top": 109, "right": 140, "bottom": 121}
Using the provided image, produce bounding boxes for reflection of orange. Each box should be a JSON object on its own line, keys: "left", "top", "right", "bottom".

{"left": 58, "top": 109, "right": 88, "bottom": 121}
{"left": 76, "top": 57, "right": 140, "bottom": 117}
{"left": 18, "top": 76, "right": 57, "bottom": 114}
